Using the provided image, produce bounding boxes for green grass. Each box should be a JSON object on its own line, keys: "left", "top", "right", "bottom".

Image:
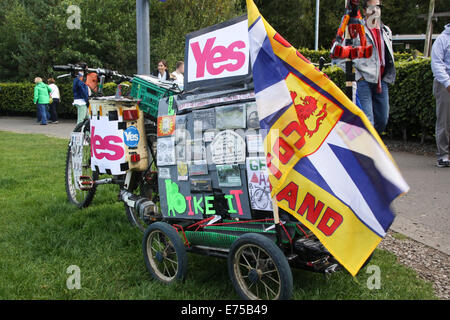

{"left": 0, "top": 131, "right": 437, "bottom": 299}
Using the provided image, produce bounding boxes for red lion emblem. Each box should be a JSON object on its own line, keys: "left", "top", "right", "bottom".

{"left": 290, "top": 91, "right": 328, "bottom": 138}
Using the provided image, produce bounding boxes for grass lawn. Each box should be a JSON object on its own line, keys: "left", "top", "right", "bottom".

{"left": 0, "top": 131, "right": 437, "bottom": 300}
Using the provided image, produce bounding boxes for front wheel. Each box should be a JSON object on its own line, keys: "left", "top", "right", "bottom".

{"left": 65, "top": 119, "right": 98, "bottom": 208}
{"left": 142, "top": 222, "right": 188, "bottom": 284}
{"left": 228, "top": 233, "right": 293, "bottom": 300}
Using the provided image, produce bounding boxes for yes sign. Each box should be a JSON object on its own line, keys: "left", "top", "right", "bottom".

{"left": 90, "top": 117, "right": 126, "bottom": 175}
{"left": 91, "top": 126, "right": 124, "bottom": 161}
{"left": 185, "top": 16, "right": 250, "bottom": 89}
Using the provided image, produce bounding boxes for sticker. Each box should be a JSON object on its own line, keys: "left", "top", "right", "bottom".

{"left": 70, "top": 132, "right": 84, "bottom": 190}
{"left": 190, "top": 179, "right": 213, "bottom": 192}
{"left": 123, "top": 126, "right": 140, "bottom": 148}
{"left": 204, "top": 130, "right": 216, "bottom": 142}
{"left": 215, "top": 104, "right": 246, "bottom": 129}
{"left": 246, "top": 102, "right": 260, "bottom": 129}
{"left": 192, "top": 138, "right": 206, "bottom": 161}
{"left": 90, "top": 115, "right": 126, "bottom": 175}
{"left": 211, "top": 130, "right": 246, "bottom": 164}
{"left": 157, "top": 115, "right": 176, "bottom": 136}
{"left": 157, "top": 137, "right": 176, "bottom": 166}
{"left": 246, "top": 157, "right": 272, "bottom": 211}
{"left": 246, "top": 134, "right": 264, "bottom": 154}
{"left": 189, "top": 160, "right": 208, "bottom": 176}
{"left": 177, "top": 162, "right": 188, "bottom": 181}
{"left": 159, "top": 167, "right": 171, "bottom": 179}
{"left": 165, "top": 180, "right": 187, "bottom": 217}
{"left": 216, "top": 164, "right": 242, "bottom": 187}
{"left": 193, "top": 108, "right": 215, "bottom": 131}
{"left": 175, "top": 114, "right": 187, "bottom": 130}
{"left": 175, "top": 130, "right": 187, "bottom": 161}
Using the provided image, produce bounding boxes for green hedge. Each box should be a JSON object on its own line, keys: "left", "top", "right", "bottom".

{"left": 0, "top": 82, "right": 124, "bottom": 118}
{"left": 0, "top": 59, "right": 435, "bottom": 141}
{"left": 322, "top": 57, "right": 435, "bottom": 141}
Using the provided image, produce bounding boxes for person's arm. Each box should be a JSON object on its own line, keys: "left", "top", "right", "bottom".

{"left": 431, "top": 37, "right": 450, "bottom": 90}
{"left": 82, "top": 83, "right": 89, "bottom": 104}
{"left": 33, "top": 86, "right": 38, "bottom": 104}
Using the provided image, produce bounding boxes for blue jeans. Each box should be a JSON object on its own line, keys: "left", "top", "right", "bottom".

{"left": 356, "top": 80, "right": 390, "bottom": 133}
{"left": 37, "top": 104, "right": 48, "bottom": 124}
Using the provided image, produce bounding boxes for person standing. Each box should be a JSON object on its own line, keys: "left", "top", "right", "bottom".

{"left": 47, "top": 78, "right": 60, "bottom": 124}
{"left": 33, "top": 77, "right": 52, "bottom": 125}
{"left": 431, "top": 23, "right": 450, "bottom": 168}
{"left": 170, "top": 61, "right": 184, "bottom": 85}
{"left": 152, "top": 59, "right": 170, "bottom": 81}
{"left": 334, "top": 0, "right": 395, "bottom": 134}
{"left": 73, "top": 71, "right": 89, "bottom": 124}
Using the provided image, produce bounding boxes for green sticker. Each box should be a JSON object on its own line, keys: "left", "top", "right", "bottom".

{"left": 165, "top": 180, "right": 186, "bottom": 216}
{"left": 168, "top": 96, "right": 175, "bottom": 116}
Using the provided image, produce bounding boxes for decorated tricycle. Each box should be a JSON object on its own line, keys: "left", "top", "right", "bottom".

{"left": 60, "top": 1, "right": 404, "bottom": 300}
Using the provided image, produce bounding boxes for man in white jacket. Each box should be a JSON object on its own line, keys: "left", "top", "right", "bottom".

{"left": 334, "top": 0, "right": 396, "bottom": 134}
{"left": 431, "top": 23, "right": 450, "bottom": 168}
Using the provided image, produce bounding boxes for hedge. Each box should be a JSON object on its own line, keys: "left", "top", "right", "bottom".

{"left": 0, "top": 82, "right": 127, "bottom": 118}
{"left": 322, "top": 58, "right": 435, "bottom": 141}
{"left": 0, "top": 59, "right": 436, "bottom": 141}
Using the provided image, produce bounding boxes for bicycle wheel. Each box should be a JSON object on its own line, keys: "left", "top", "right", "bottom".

{"left": 142, "top": 222, "right": 188, "bottom": 284}
{"left": 65, "top": 119, "right": 98, "bottom": 208}
{"left": 228, "top": 233, "right": 293, "bottom": 300}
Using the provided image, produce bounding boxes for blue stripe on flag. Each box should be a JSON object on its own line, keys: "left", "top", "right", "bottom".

{"left": 293, "top": 157, "right": 334, "bottom": 195}
{"left": 328, "top": 143, "right": 399, "bottom": 232}
{"left": 252, "top": 37, "right": 288, "bottom": 94}
{"left": 248, "top": 16, "right": 261, "bottom": 31}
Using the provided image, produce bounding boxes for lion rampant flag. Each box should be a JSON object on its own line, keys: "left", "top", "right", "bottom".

{"left": 246, "top": 0, "right": 409, "bottom": 276}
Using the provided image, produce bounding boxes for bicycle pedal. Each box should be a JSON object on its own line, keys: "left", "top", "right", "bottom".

{"left": 78, "top": 175, "right": 94, "bottom": 191}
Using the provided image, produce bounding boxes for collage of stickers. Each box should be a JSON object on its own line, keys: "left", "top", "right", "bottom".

{"left": 156, "top": 94, "right": 273, "bottom": 220}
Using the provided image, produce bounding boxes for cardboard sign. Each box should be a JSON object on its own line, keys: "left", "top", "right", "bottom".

{"left": 90, "top": 116, "right": 127, "bottom": 175}
{"left": 70, "top": 132, "right": 84, "bottom": 190}
{"left": 184, "top": 15, "right": 250, "bottom": 91}
{"left": 246, "top": 157, "right": 272, "bottom": 211}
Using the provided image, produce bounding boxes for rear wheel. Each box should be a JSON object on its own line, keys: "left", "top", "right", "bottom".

{"left": 65, "top": 119, "right": 98, "bottom": 208}
{"left": 228, "top": 233, "right": 293, "bottom": 300}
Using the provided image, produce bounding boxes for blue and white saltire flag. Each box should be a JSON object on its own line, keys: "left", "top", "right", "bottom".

{"left": 247, "top": 0, "right": 409, "bottom": 276}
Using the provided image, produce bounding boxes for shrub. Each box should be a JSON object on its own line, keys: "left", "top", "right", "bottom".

{"left": 0, "top": 60, "right": 435, "bottom": 141}
{"left": 0, "top": 82, "right": 124, "bottom": 118}
{"left": 322, "top": 57, "right": 435, "bottom": 141}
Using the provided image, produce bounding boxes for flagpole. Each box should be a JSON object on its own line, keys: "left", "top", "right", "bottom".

{"left": 136, "top": 0, "right": 150, "bottom": 75}
{"left": 344, "top": 0, "right": 356, "bottom": 102}
{"left": 314, "top": 0, "right": 320, "bottom": 50}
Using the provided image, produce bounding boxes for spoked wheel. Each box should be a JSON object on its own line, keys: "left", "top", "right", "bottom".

{"left": 142, "top": 222, "right": 187, "bottom": 284}
{"left": 228, "top": 233, "right": 293, "bottom": 300}
{"left": 65, "top": 119, "right": 98, "bottom": 208}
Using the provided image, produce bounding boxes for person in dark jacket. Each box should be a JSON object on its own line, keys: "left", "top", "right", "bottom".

{"left": 152, "top": 59, "right": 171, "bottom": 81}
{"left": 73, "top": 71, "right": 90, "bottom": 124}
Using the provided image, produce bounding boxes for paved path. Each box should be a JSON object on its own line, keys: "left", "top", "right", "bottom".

{"left": 1, "top": 116, "right": 449, "bottom": 255}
